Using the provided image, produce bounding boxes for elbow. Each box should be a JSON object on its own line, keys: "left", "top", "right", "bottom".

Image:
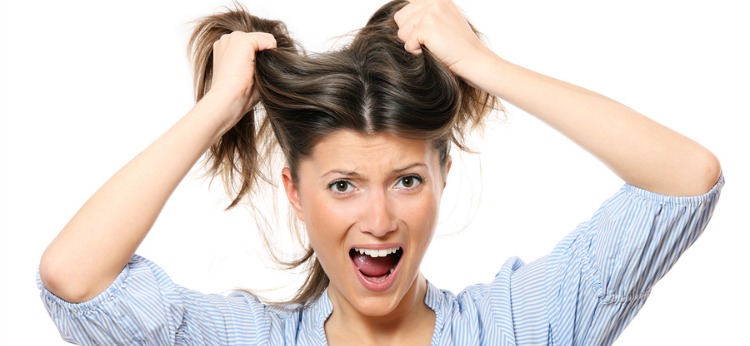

{"left": 655, "top": 145, "right": 721, "bottom": 197}
{"left": 40, "top": 250, "right": 97, "bottom": 303}
{"left": 707, "top": 151, "right": 722, "bottom": 184}
{"left": 694, "top": 148, "right": 722, "bottom": 195}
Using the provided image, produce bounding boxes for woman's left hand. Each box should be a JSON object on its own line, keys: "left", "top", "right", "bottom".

{"left": 394, "top": 0, "right": 494, "bottom": 80}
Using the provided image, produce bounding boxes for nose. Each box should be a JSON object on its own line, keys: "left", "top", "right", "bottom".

{"left": 360, "top": 188, "right": 397, "bottom": 237}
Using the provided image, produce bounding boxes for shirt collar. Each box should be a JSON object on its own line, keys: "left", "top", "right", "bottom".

{"left": 309, "top": 281, "right": 444, "bottom": 344}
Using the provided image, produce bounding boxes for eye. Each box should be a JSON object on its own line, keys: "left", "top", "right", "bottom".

{"left": 328, "top": 180, "right": 354, "bottom": 194}
{"left": 395, "top": 175, "right": 423, "bottom": 190}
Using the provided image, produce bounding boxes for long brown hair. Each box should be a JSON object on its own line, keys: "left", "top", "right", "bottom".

{"left": 189, "top": 0, "right": 499, "bottom": 304}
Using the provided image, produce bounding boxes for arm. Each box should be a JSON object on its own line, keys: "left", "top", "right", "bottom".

{"left": 395, "top": 0, "right": 720, "bottom": 196}
{"left": 39, "top": 32, "right": 276, "bottom": 303}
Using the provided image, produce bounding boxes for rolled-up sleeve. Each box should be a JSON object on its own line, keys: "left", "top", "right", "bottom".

{"left": 38, "top": 254, "right": 268, "bottom": 345}
{"left": 545, "top": 175, "right": 724, "bottom": 345}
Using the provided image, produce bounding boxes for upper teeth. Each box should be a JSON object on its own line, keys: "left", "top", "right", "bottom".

{"left": 354, "top": 247, "right": 400, "bottom": 258}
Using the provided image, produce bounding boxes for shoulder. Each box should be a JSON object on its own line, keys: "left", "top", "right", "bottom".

{"left": 38, "top": 254, "right": 327, "bottom": 344}
{"left": 427, "top": 257, "right": 528, "bottom": 344}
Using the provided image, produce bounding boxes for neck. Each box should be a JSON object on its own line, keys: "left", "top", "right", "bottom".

{"left": 325, "top": 274, "right": 435, "bottom": 345}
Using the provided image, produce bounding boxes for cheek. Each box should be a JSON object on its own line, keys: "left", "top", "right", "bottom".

{"left": 396, "top": 192, "right": 441, "bottom": 244}
{"left": 298, "top": 191, "right": 364, "bottom": 283}
{"left": 299, "top": 189, "right": 353, "bottom": 250}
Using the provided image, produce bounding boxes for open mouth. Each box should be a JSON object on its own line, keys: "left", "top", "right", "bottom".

{"left": 349, "top": 246, "right": 403, "bottom": 283}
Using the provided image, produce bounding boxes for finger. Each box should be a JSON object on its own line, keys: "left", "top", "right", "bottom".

{"left": 397, "top": 23, "right": 423, "bottom": 55}
{"left": 246, "top": 32, "right": 277, "bottom": 51}
{"left": 214, "top": 32, "right": 277, "bottom": 52}
{"left": 393, "top": 3, "right": 410, "bottom": 26}
{"left": 395, "top": 0, "right": 426, "bottom": 31}
{"left": 395, "top": 11, "right": 424, "bottom": 55}
{"left": 396, "top": 23, "right": 412, "bottom": 45}
{"left": 404, "top": 40, "right": 423, "bottom": 55}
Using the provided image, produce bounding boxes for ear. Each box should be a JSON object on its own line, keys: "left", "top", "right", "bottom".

{"left": 282, "top": 167, "right": 304, "bottom": 221}
{"left": 443, "top": 155, "right": 453, "bottom": 189}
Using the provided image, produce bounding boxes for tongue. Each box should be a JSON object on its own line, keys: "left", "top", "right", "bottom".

{"left": 353, "top": 253, "right": 396, "bottom": 277}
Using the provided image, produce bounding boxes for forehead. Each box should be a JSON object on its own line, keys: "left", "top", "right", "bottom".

{"left": 302, "top": 130, "right": 439, "bottom": 174}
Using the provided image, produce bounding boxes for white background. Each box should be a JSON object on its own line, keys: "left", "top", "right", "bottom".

{"left": 1, "top": 0, "right": 747, "bottom": 344}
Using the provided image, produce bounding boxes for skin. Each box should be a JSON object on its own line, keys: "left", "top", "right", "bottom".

{"left": 39, "top": 0, "right": 721, "bottom": 344}
{"left": 395, "top": 0, "right": 720, "bottom": 196}
{"left": 39, "top": 31, "right": 278, "bottom": 303}
{"left": 282, "top": 131, "right": 449, "bottom": 344}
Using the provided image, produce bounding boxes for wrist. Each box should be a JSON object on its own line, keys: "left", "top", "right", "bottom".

{"left": 187, "top": 92, "right": 246, "bottom": 144}
{"left": 463, "top": 54, "right": 519, "bottom": 99}
{"left": 199, "top": 89, "right": 253, "bottom": 134}
{"left": 451, "top": 47, "right": 506, "bottom": 91}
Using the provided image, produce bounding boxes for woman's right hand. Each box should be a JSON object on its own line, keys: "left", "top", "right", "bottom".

{"left": 39, "top": 31, "right": 276, "bottom": 304}
{"left": 206, "top": 32, "right": 276, "bottom": 129}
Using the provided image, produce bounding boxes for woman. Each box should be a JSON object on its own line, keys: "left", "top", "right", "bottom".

{"left": 38, "top": 0, "right": 722, "bottom": 344}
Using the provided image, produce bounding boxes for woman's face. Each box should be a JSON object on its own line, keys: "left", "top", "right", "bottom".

{"left": 282, "top": 130, "right": 449, "bottom": 317}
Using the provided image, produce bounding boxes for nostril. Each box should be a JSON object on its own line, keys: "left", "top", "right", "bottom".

{"left": 360, "top": 218, "right": 398, "bottom": 237}
{"left": 361, "top": 196, "right": 397, "bottom": 236}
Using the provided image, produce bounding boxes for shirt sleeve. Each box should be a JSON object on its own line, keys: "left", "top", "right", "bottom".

{"left": 544, "top": 175, "right": 724, "bottom": 346}
{"left": 37, "top": 254, "right": 270, "bottom": 345}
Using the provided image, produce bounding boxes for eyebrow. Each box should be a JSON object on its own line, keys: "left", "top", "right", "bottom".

{"left": 321, "top": 170, "right": 362, "bottom": 179}
{"left": 391, "top": 162, "right": 427, "bottom": 175}
{"left": 321, "top": 162, "right": 427, "bottom": 179}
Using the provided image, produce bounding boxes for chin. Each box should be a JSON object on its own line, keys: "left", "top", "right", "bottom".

{"left": 350, "top": 290, "right": 406, "bottom": 317}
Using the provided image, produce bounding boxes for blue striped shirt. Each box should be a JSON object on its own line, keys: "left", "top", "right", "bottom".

{"left": 38, "top": 176, "right": 723, "bottom": 345}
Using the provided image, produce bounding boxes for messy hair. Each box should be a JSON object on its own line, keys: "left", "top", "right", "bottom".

{"left": 189, "top": 0, "right": 499, "bottom": 304}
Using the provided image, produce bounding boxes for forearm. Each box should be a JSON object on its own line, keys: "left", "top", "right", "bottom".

{"left": 394, "top": 0, "right": 719, "bottom": 194}
{"left": 40, "top": 92, "right": 241, "bottom": 303}
{"left": 471, "top": 54, "right": 720, "bottom": 195}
